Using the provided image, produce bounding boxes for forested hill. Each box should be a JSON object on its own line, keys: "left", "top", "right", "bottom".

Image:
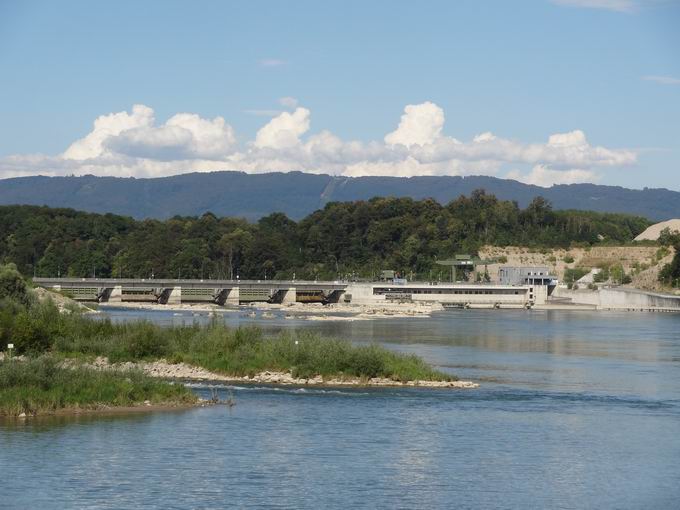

{"left": 0, "top": 192, "right": 650, "bottom": 281}
{"left": 1, "top": 171, "right": 679, "bottom": 221}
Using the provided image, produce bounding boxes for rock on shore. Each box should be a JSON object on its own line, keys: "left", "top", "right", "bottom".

{"left": 84, "top": 357, "right": 479, "bottom": 389}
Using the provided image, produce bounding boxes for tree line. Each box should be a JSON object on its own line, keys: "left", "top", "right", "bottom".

{"left": 0, "top": 191, "right": 651, "bottom": 281}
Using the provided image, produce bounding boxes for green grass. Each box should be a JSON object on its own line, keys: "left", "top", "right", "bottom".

{"left": 0, "top": 356, "right": 197, "bottom": 417}
{"left": 53, "top": 320, "right": 453, "bottom": 382}
{"left": 2, "top": 296, "right": 455, "bottom": 385}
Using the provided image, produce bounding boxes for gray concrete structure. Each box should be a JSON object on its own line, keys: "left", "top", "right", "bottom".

{"left": 34, "top": 274, "right": 559, "bottom": 308}
{"left": 34, "top": 278, "right": 344, "bottom": 305}
{"left": 344, "top": 282, "right": 543, "bottom": 308}
{"left": 554, "top": 287, "right": 680, "bottom": 312}
{"left": 499, "top": 266, "right": 557, "bottom": 286}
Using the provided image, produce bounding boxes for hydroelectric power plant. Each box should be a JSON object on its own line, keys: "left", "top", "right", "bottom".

{"left": 33, "top": 266, "right": 558, "bottom": 309}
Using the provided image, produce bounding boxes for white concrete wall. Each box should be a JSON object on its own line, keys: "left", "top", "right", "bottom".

{"left": 532, "top": 285, "right": 548, "bottom": 305}
{"left": 553, "top": 287, "right": 600, "bottom": 306}
{"left": 224, "top": 287, "right": 239, "bottom": 305}
{"left": 167, "top": 286, "right": 182, "bottom": 305}
{"left": 280, "top": 288, "right": 297, "bottom": 304}
{"left": 554, "top": 287, "right": 680, "bottom": 310}
{"left": 344, "top": 283, "right": 386, "bottom": 304}
{"left": 344, "top": 283, "right": 531, "bottom": 306}
{"left": 108, "top": 285, "right": 122, "bottom": 303}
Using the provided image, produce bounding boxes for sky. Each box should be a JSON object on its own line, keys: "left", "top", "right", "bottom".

{"left": 0, "top": 0, "right": 678, "bottom": 189}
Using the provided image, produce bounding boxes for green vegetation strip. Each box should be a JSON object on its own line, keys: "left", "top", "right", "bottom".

{"left": 54, "top": 319, "right": 452, "bottom": 382}
{"left": 0, "top": 357, "right": 196, "bottom": 417}
{"left": 0, "top": 194, "right": 651, "bottom": 282}
{"left": 0, "top": 265, "right": 454, "bottom": 417}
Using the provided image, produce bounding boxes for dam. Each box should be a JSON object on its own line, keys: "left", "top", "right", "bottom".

{"left": 32, "top": 273, "right": 554, "bottom": 308}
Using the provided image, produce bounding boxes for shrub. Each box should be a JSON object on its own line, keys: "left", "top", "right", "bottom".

{"left": 564, "top": 267, "right": 589, "bottom": 284}
{"left": 0, "top": 356, "right": 195, "bottom": 416}
{"left": 0, "top": 264, "right": 31, "bottom": 306}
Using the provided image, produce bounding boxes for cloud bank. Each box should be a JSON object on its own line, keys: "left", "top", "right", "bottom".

{"left": 0, "top": 101, "right": 636, "bottom": 187}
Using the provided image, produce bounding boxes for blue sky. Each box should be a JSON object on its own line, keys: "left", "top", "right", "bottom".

{"left": 0, "top": 0, "right": 678, "bottom": 189}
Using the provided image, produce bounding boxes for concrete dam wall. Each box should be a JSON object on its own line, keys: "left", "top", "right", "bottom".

{"left": 555, "top": 287, "right": 680, "bottom": 311}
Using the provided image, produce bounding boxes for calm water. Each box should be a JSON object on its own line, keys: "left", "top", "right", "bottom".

{"left": 2, "top": 309, "right": 679, "bottom": 509}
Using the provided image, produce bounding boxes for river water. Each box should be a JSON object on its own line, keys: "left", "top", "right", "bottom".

{"left": 2, "top": 308, "right": 679, "bottom": 509}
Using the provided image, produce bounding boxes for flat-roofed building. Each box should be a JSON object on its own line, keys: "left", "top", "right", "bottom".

{"left": 499, "top": 266, "right": 557, "bottom": 287}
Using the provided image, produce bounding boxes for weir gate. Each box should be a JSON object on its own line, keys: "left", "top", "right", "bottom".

{"left": 33, "top": 277, "right": 552, "bottom": 308}
{"left": 33, "top": 278, "right": 347, "bottom": 305}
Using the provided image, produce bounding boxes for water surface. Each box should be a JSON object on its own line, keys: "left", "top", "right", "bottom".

{"left": 2, "top": 309, "right": 679, "bottom": 509}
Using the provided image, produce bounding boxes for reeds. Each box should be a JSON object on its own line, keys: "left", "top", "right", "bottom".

{"left": 0, "top": 356, "right": 196, "bottom": 417}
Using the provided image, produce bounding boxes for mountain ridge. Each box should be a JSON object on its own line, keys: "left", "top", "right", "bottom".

{"left": 0, "top": 171, "right": 678, "bottom": 221}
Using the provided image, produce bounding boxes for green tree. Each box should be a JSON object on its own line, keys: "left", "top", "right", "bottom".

{"left": 0, "top": 263, "right": 31, "bottom": 305}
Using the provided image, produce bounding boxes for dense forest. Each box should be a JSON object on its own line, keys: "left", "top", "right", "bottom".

{"left": 0, "top": 191, "right": 651, "bottom": 281}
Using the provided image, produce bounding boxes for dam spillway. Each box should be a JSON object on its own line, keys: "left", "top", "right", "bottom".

{"left": 32, "top": 277, "right": 549, "bottom": 308}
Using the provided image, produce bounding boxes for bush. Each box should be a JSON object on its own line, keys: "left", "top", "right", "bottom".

{"left": 10, "top": 300, "right": 62, "bottom": 354}
{"left": 0, "top": 264, "right": 31, "bottom": 306}
{"left": 0, "top": 356, "right": 195, "bottom": 416}
{"left": 656, "top": 247, "right": 670, "bottom": 261}
{"left": 116, "top": 322, "right": 169, "bottom": 360}
{"left": 564, "top": 267, "right": 589, "bottom": 284}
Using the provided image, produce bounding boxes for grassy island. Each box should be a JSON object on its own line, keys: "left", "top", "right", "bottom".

{"left": 51, "top": 320, "right": 452, "bottom": 383}
{"left": 0, "top": 264, "right": 457, "bottom": 416}
{"left": 0, "top": 357, "right": 197, "bottom": 417}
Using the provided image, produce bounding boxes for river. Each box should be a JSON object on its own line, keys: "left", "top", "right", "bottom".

{"left": 2, "top": 308, "right": 679, "bottom": 509}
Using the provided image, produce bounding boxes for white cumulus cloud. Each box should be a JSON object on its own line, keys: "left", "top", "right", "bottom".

{"left": 507, "top": 165, "right": 598, "bottom": 187}
{"left": 63, "top": 104, "right": 155, "bottom": 160}
{"left": 254, "top": 107, "right": 310, "bottom": 149}
{"left": 63, "top": 105, "right": 236, "bottom": 161}
{"left": 106, "top": 112, "right": 236, "bottom": 160}
{"left": 0, "top": 101, "right": 637, "bottom": 184}
{"left": 385, "top": 101, "right": 445, "bottom": 147}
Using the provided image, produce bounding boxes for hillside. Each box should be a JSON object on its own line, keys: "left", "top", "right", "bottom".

{"left": 479, "top": 245, "right": 675, "bottom": 292}
{"left": 1, "top": 171, "right": 679, "bottom": 221}
{"left": 0, "top": 195, "right": 650, "bottom": 280}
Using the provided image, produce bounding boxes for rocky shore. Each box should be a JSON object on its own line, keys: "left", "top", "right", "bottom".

{"left": 82, "top": 356, "right": 479, "bottom": 389}
{"left": 99, "top": 300, "right": 441, "bottom": 320}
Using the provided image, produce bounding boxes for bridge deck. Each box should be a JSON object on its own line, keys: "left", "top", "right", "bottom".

{"left": 33, "top": 277, "right": 347, "bottom": 291}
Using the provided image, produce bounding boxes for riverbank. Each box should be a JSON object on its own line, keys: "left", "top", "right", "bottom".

{"left": 79, "top": 356, "right": 479, "bottom": 389}
{"left": 98, "top": 300, "right": 443, "bottom": 319}
{"left": 1, "top": 298, "right": 470, "bottom": 388}
{"left": 0, "top": 357, "right": 200, "bottom": 418}
{"left": 1, "top": 271, "right": 475, "bottom": 408}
